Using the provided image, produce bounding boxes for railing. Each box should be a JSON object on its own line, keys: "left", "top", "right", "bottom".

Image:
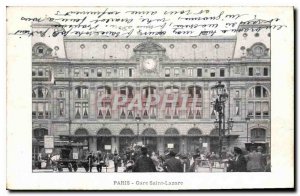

{"left": 194, "top": 158, "right": 227, "bottom": 172}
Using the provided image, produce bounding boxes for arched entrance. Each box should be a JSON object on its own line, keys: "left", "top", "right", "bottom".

{"left": 245, "top": 128, "right": 268, "bottom": 153}
{"left": 72, "top": 128, "right": 89, "bottom": 159}
{"left": 141, "top": 128, "right": 157, "bottom": 153}
{"left": 164, "top": 128, "right": 180, "bottom": 153}
{"left": 119, "top": 128, "right": 135, "bottom": 153}
{"left": 97, "top": 128, "right": 112, "bottom": 152}
{"left": 187, "top": 128, "right": 202, "bottom": 153}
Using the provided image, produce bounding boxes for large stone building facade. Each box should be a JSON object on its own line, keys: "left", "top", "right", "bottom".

{"left": 32, "top": 19, "right": 271, "bottom": 159}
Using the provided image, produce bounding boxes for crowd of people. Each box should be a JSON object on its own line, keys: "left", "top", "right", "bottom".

{"left": 85, "top": 145, "right": 270, "bottom": 172}
{"left": 35, "top": 144, "right": 270, "bottom": 172}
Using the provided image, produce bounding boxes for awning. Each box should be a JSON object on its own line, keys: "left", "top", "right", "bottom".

{"left": 141, "top": 134, "right": 158, "bottom": 138}
{"left": 164, "top": 134, "right": 181, "bottom": 137}
{"left": 186, "top": 134, "right": 202, "bottom": 137}
{"left": 59, "top": 135, "right": 90, "bottom": 138}
{"left": 95, "top": 134, "right": 113, "bottom": 137}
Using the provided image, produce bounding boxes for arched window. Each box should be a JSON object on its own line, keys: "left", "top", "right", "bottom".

{"left": 165, "top": 128, "right": 180, "bottom": 136}
{"left": 97, "top": 128, "right": 112, "bottom": 136}
{"left": 32, "top": 87, "right": 50, "bottom": 99}
{"left": 97, "top": 86, "right": 111, "bottom": 97}
{"left": 120, "top": 86, "right": 134, "bottom": 98}
{"left": 247, "top": 86, "right": 270, "bottom": 119}
{"left": 251, "top": 128, "right": 266, "bottom": 141}
{"left": 142, "top": 86, "right": 157, "bottom": 98}
{"left": 97, "top": 86, "right": 112, "bottom": 119}
{"left": 142, "top": 128, "right": 157, "bottom": 136}
{"left": 32, "top": 87, "right": 51, "bottom": 119}
{"left": 75, "top": 128, "right": 88, "bottom": 135}
{"left": 164, "top": 86, "right": 180, "bottom": 119}
{"left": 33, "top": 128, "right": 48, "bottom": 141}
{"left": 75, "top": 86, "right": 89, "bottom": 99}
{"left": 188, "top": 128, "right": 202, "bottom": 136}
{"left": 187, "top": 85, "right": 203, "bottom": 119}
{"left": 120, "top": 128, "right": 134, "bottom": 136}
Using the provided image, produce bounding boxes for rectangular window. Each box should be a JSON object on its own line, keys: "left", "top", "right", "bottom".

{"left": 45, "top": 103, "right": 50, "bottom": 119}
{"left": 84, "top": 68, "right": 89, "bottom": 77}
{"left": 82, "top": 102, "right": 89, "bottom": 118}
{"left": 255, "top": 67, "right": 261, "bottom": 76}
{"left": 165, "top": 68, "right": 170, "bottom": 77}
{"left": 74, "top": 68, "right": 80, "bottom": 77}
{"left": 248, "top": 102, "right": 254, "bottom": 117}
{"left": 58, "top": 90, "right": 64, "bottom": 98}
{"left": 59, "top": 101, "right": 64, "bottom": 117}
{"left": 235, "top": 90, "right": 240, "bottom": 98}
{"left": 45, "top": 69, "right": 49, "bottom": 77}
{"left": 106, "top": 68, "right": 111, "bottom": 77}
{"left": 75, "top": 102, "right": 81, "bottom": 119}
{"left": 129, "top": 68, "right": 134, "bottom": 77}
{"left": 220, "top": 68, "right": 225, "bottom": 77}
{"left": 255, "top": 102, "right": 261, "bottom": 117}
{"left": 262, "top": 102, "right": 269, "bottom": 117}
{"left": 38, "top": 103, "right": 44, "bottom": 119}
{"left": 97, "top": 69, "right": 102, "bottom": 77}
{"left": 119, "top": 68, "right": 124, "bottom": 77}
{"left": 248, "top": 67, "right": 253, "bottom": 76}
{"left": 82, "top": 88, "right": 89, "bottom": 99}
{"left": 263, "top": 68, "right": 268, "bottom": 76}
{"left": 187, "top": 68, "right": 193, "bottom": 77}
{"left": 38, "top": 69, "right": 43, "bottom": 76}
{"left": 235, "top": 100, "right": 240, "bottom": 116}
{"left": 210, "top": 68, "right": 215, "bottom": 77}
{"left": 174, "top": 68, "right": 180, "bottom": 77}
{"left": 197, "top": 68, "right": 202, "bottom": 77}
{"left": 32, "top": 69, "right": 36, "bottom": 77}
{"left": 32, "top": 103, "right": 37, "bottom": 118}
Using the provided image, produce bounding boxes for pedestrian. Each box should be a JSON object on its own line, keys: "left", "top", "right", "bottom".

{"left": 113, "top": 152, "right": 120, "bottom": 172}
{"left": 132, "top": 146, "right": 157, "bottom": 172}
{"left": 232, "top": 147, "right": 247, "bottom": 172}
{"left": 245, "top": 146, "right": 265, "bottom": 172}
{"left": 96, "top": 151, "right": 104, "bottom": 172}
{"left": 87, "top": 152, "right": 94, "bottom": 172}
{"left": 163, "top": 150, "right": 183, "bottom": 172}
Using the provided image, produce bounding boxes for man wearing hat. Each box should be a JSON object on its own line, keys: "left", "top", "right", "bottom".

{"left": 87, "top": 152, "right": 94, "bottom": 172}
{"left": 163, "top": 150, "right": 183, "bottom": 172}
{"left": 232, "top": 147, "right": 247, "bottom": 172}
{"left": 245, "top": 146, "right": 264, "bottom": 172}
{"left": 132, "top": 146, "right": 156, "bottom": 172}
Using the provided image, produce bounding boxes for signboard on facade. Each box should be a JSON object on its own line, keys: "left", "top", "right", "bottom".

{"left": 203, "top": 143, "right": 208, "bottom": 147}
{"left": 73, "top": 152, "right": 78, "bottom": 160}
{"left": 45, "top": 148, "right": 53, "bottom": 154}
{"left": 44, "top": 136, "right": 54, "bottom": 149}
{"left": 105, "top": 145, "right": 111, "bottom": 150}
{"left": 167, "top": 143, "right": 174, "bottom": 148}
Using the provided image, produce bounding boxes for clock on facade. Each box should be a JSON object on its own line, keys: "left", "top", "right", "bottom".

{"left": 143, "top": 58, "right": 157, "bottom": 71}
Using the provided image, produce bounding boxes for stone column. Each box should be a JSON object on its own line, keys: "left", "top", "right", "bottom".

{"left": 203, "top": 83, "right": 210, "bottom": 119}
{"left": 89, "top": 86, "right": 96, "bottom": 119}
{"left": 89, "top": 137, "right": 97, "bottom": 152}
{"left": 157, "top": 137, "right": 164, "bottom": 155}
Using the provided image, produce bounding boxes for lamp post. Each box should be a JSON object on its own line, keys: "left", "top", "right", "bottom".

{"left": 135, "top": 115, "right": 141, "bottom": 145}
{"left": 245, "top": 115, "right": 250, "bottom": 143}
{"left": 212, "top": 81, "right": 233, "bottom": 159}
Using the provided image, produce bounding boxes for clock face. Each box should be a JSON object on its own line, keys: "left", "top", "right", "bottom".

{"left": 143, "top": 58, "right": 156, "bottom": 70}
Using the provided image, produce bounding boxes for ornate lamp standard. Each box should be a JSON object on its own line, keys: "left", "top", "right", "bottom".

{"left": 135, "top": 115, "right": 142, "bottom": 145}
{"left": 212, "top": 81, "right": 233, "bottom": 159}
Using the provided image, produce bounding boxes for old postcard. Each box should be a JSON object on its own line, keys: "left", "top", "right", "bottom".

{"left": 6, "top": 6, "right": 294, "bottom": 190}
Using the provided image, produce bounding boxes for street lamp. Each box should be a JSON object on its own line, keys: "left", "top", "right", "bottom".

{"left": 135, "top": 115, "right": 141, "bottom": 145}
{"left": 245, "top": 115, "right": 250, "bottom": 143}
{"left": 211, "top": 81, "right": 233, "bottom": 159}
